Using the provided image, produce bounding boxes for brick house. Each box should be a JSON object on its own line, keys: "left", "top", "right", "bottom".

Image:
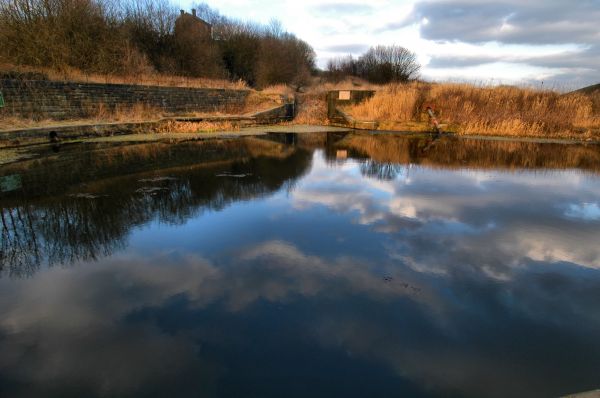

{"left": 175, "top": 9, "right": 212, "bottom": 40}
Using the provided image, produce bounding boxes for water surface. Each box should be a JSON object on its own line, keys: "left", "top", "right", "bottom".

{"left": 1, "top": 132, "right": 600, "bottom": 397}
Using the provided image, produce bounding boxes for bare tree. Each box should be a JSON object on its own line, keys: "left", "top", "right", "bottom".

{"left": 326, "top": 55, "right": 357, "bottom": 82}
{"left": 358, "top": 45, "right": 421, "bottom": 83}
{"left": 0, "top": 0, "right": 316, "bottom": 85}
{"left": 326, "top": 45, "right": 420, "bottom": 84}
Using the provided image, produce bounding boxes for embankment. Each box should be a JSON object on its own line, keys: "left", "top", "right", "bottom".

{"left": 0, "top": 79, "right": 298, "bottom": 147}
{"left": 0, "top": 79, "right": 249, "bottom": 120}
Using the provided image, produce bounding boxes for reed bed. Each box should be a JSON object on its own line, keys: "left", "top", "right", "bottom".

{"left": 345, "top": 82, "right": 600, "bottom": 138}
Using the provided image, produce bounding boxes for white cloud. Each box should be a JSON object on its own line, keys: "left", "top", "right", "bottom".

{"left": 185, "top": 0, "right": 598, "bottom": 87}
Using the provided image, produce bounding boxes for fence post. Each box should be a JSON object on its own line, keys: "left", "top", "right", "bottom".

{"left": 425, "top": 105, "right": 441, "bottom": 133}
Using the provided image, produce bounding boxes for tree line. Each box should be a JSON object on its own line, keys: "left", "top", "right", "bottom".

{"left": 326, "top": 45, "right": 421, "bottom": 84}
{"left": 0, "top": 0, "right": 316, "bottom": 87}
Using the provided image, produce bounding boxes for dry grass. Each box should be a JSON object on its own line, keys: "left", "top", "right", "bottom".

{"left": 0, "top": 98, "right": 279, "bottom": 131}
{"left": 243, "top": 91, "right": 284, "bottom": 115}
{"left": 344, "top": 82, "right": 600, "bottom": 139}
{"left": 289, "top": 77, "right": 385, "bottom": 126}
{"left": 0, "top": 103, "right": 165, "bottom": 131}
{"left": 93, "top": 103, "right": 164, "bottom": 122}
{"left": 0, "top": 106, "right": 244, "bottom": 132}
{"left": 0, "top": 116, "right": 58, "bottom": 131}
{"left": 157, "top": 120, "right": 241, "bottom": 134}
{"left": 5, "top": 65, "right": 598, "bottom": 140}
{"left": 293, "top": 94, "right": 329, "bottom": 125}
{"left": 259, "top": 84, "right": 295, "bottom": 97}
{"left": 0, "top": 63, "right": 249, "bottom": 90}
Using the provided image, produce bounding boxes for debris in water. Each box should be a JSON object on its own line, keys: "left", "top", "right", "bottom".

{"left": 216, "top": 172, "right": 253, "bottom": 178}
{"left": 138, "top": 176, "right": 177, "bottom": 183}
{"left": 69, "top": 193, "right": 102, "bottom": 199}
{"left": 136, "top": 186, "right": 169, "bottom": 195}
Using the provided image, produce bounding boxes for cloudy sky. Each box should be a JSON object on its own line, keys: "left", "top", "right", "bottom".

{"left": 180, "top": 0, "right": 600, "bottom": 89}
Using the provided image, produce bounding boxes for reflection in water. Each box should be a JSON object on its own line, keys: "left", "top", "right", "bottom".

{"left": 333, "top": 133, "right": 600, "bottom": 171}
{"left": 360, "top": 161, "right": 407, "bottom": 180}
{"left": 1, "top": 133, "right": 600, "bottom": 397}
{"left": 0, "top": 137, "right": 315, "bottom": 275}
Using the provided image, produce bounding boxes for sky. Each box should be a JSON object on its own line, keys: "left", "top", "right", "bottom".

{"left": 179, "top": 0, "right": 600, "bottom": 89}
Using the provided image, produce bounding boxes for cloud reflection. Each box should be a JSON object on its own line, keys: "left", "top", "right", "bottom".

{"left": 2, "top": 134, "right": 600, "bottom": 397}
{"left": 1, "top": 235, "right": 599, "bottom": 397}
{"left": 0, "top": 243, "right": 428, "bottom": 397}
{"left": 293, "top": 151, "right": 600, "bottom": 275}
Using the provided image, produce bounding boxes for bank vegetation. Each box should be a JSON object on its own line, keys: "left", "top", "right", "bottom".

{"left": 1, "top": 1, "right": 599, "bottom": 140}
{"left": 0, "top": 0, "right": 315, "bottom": 88}
{"left": 341, "top": 82, "right": 600, "bottom": 139}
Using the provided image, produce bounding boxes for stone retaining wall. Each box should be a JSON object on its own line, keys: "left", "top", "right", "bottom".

{"left": 253, "top": 102, "right": 295, "bottom": 123}
{"left": 0, "top": 79, "right": 249, "bottom": 120}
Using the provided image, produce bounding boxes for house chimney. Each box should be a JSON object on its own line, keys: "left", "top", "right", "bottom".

{"left": 192, "top": 9, "right": 196, "bottom": 17}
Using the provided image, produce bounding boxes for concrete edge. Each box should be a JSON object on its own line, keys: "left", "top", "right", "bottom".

{"left": 334, "top": 107, "right": 379, "bottom": 130}
{"left": 0, "top": 103, "right": 294, "bottom": 148}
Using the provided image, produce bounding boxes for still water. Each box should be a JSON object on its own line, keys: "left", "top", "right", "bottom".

{"left": 1, "top": 132, "right": 600, "bottom": 397}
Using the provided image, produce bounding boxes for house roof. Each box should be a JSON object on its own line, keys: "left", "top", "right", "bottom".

{"left": 178, "top": 10, "right": 212, "bottom": 27}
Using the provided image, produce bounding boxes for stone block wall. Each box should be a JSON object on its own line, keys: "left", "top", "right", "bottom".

{"left": 0, "top": 79, "right": 250, "bottom": 120}
{"left": 253, "top": 102, "right": 296, "bottom": 123}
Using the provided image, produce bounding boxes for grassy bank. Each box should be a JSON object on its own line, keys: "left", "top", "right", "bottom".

{"left": 0, "top": 63, "right": 249, "bottom": 90}
{"left": 3, "top": 70, "right": 600, "bottom": 141}
{"left": 342, "top": 82, "right": 600, "bottom": 140}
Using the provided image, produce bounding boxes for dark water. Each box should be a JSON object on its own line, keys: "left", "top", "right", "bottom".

{"left": 1, "top": 132, "right": 600, "bottom": 398}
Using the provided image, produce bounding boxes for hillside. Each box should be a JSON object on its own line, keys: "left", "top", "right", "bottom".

{"left": 573, "top": 83, "right": 600, "bottom": 95}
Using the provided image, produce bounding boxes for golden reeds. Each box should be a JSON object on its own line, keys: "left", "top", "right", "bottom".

{"left": 344, "top": 82, "right": 600, "bottom": 138}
